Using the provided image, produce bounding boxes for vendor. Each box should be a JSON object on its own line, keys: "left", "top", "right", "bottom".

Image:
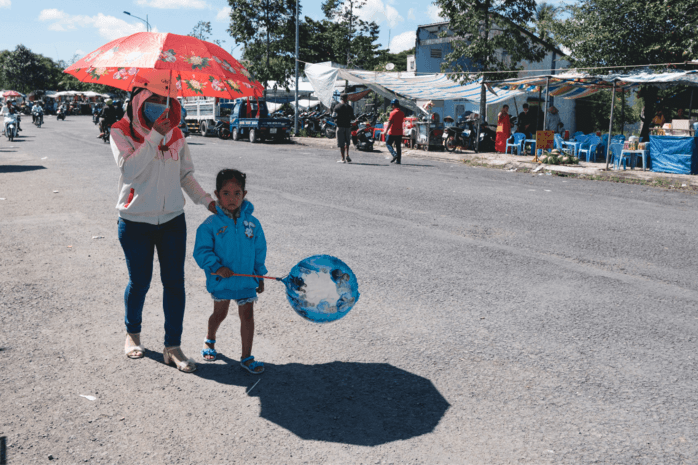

{"left": 517, "top": 103, "right": 532, "bottom": 138}
{"left": 546, "top": 105, "right": 564, "bottom": 134}
{"left": 651, "top": 109, "right": 665, "bottom": 128}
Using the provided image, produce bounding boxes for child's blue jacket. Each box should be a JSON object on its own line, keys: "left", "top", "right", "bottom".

{"left": 193, "top": 200, "right": 267, "bottom": 300}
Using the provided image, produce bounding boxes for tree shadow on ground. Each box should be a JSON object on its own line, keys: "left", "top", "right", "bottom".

{"left": 194, "top": 355, "right": 450, "bottom": 446}
{"left": 0, "top": 165, "right": 46, "bottom": 173}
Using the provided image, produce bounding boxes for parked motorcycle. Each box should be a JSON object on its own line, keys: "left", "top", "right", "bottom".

{"left": 350, "top": 112, "right": 377, "bottom": 151}
{"left": 215, "top": 120, "right": 230, "bottom": 140}
{"left": 442, "top": 116, "right": 470, "bottom": 152}
{"left": 321, "top": 113, "right": 337, "bottom": 138}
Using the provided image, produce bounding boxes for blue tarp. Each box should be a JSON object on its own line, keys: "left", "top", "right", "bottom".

{"left": 649, "top": 136, "right": 698, "bottom": 175}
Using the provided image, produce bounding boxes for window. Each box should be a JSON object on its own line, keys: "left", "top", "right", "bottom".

{"left": 430, "top": 48, "right": 442, "bottom": 59}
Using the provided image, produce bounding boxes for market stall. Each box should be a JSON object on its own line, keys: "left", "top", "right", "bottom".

{"left": 489, "top": 70, "right": 698, "bottom": 171}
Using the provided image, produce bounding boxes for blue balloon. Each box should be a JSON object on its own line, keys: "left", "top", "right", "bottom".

{"left": 282, "top": 255, "right": 360, "bottom": 323}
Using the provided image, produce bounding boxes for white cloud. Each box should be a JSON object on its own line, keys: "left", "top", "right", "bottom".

{"left": 38, "top": 9, "right": 155, "bottom": 41}
{"left": 407, "top": 8, "right": 415, "bottom": 21}
{"left": 216, "top": 6, "right": 231, "bottom": 22}
{"left": 426, "top": 4, "right": 443, "bottom": 23}
{"left": 136, "top": 0, "right": 208, "bottom": 8}
{"left": 38, "top": 8, "right": 68, "bottom": 21}
{"left": 0, "top": 0, "right": 10, "bottom": 9}
{"left": 338, "top": 0, "right": 404, "bottom": 29}
{"left": 389, "top": 31, "right": 415, "bottom": 53}
{"left": 75, "top": 49, "right": 86, "bottom": 57}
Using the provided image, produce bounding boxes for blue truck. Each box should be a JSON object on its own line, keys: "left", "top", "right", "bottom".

{"left": 228, "top": 97, "right": 292, "bottom": 143}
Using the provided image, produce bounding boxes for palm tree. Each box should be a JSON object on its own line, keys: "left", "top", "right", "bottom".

{"left": 532, "top": 2, "right": 560, "bottom": 43}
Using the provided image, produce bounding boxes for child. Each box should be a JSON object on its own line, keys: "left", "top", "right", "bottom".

{"left": 193, "top": 169, "right": 267, "bottom": 374}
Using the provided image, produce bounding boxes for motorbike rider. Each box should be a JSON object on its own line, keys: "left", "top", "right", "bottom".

{"left": 98, "top": 99, "right": 118, "bottom": 138}
{"left": 3, "top": 101, "right": 21, "bottom": 131}
{"left": 32, "top": 102, "right": 44, "bottom": 125}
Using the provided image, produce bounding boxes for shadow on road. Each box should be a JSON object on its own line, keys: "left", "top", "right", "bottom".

{"left": 189, "top": 356, "right": 450, "bottom": 446}
{"left": 0, "top": 165, "right": 46, "bottom": 173}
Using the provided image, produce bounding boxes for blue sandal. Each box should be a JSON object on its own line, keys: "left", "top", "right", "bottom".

{"left": 201, "top": 339, "right": 218, "bottom": 361}
{"left": 240, "top": 356, "right": 264, "bottom": 374}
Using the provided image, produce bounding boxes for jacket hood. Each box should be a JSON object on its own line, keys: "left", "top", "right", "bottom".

{"left": 111, "top": 88, "right": 184, "bottom": 157}
{"left": 216, "top": 199, "right": 254, "bottom": 218}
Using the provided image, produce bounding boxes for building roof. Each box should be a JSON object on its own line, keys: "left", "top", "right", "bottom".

{"left": 417, "top": 17, "right": 565, "bottom": 57}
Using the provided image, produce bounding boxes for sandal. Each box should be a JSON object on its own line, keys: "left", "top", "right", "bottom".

{"left": 163, "top": 346, "right": 197, "bottom": 373}
{"left": 124, "top": 332, "right": 144, "bottom": 359}
{"left": 201, "top": 339, "right": 218, "bottom": 362}
{"left": 240, "top": 356, "right": 264, "bottom": 375}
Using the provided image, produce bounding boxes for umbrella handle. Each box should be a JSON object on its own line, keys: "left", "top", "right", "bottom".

{"left": 210, "top": 272, "right": 283, "bottom": 281}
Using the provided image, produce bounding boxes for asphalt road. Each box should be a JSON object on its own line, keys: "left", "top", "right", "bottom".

{"left": 1, "top": 116, "right": 698, "bottom": 464}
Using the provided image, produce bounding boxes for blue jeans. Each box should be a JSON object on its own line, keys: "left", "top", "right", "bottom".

{"left": 117, "top": 214, "right": 187, "bottom": 347}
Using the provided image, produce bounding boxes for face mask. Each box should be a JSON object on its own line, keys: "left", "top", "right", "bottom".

{"left": 143, "top": 102, "right": 168, "bottom": 124}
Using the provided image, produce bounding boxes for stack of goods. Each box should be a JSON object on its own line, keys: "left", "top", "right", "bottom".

{"left": 539, "top": 149, "right": 580, "bottom": 165}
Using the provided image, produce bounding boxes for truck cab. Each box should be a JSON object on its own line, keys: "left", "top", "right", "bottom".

{"left": 228, "top": 98, "right": 291, "bottom": 143}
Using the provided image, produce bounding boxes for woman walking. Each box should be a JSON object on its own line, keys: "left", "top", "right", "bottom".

{"left": 111, "top": 87, "right": 216, "bottom": 373}
{"left": 494, "top": 104, "right": 512, "bottom": 153}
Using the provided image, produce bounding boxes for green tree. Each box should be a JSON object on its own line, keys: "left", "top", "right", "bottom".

{"left": 227, "top": 0, "right": 300, "bottom": 92}
{"left": 189, "top": 20, "right": 224, "bottom": 46}
{"left": 374, "top": 48, "right": 415, "bottom": 72}
{"left": 530, "top": 2, "right": 560, "bottom": 43}
{"left": 322, "top": 0, "right": 381, "bottom": 69}
{"left": 554, "top": 0, "right": 698, "bottom": 140}
{"left": 0, "top": 45, "right": 59, "bottom": 94}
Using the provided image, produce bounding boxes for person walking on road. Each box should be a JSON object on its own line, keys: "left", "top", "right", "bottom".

{"left": 385, "top": 99, "right": 404, "bottom": 164}
{"left": 111, "top": 87, "right": 216, "bottom": 373}
{"left": 333, "top": 93, "right": 354, "bottom": 163}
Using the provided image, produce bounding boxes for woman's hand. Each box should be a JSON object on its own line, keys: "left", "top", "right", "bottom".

{"left": 213, "top": 266, "right": 235, "bottom": 278}
{"left": 208, "top": 201, "right": 217, "bottom": 214}
{"left": 256, "top": 280, "right": 265, "bottom": 294}
{"left": 152, "top": 108, "right": 172, "bottom": 136}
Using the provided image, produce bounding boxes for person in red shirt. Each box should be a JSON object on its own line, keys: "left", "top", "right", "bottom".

{"left": 385, "top": 99, "right": 405, "bottom": 164}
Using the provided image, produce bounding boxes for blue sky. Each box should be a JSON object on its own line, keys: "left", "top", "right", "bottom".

{"left": 0, "top": 0, "right": 574, "bottom": 64}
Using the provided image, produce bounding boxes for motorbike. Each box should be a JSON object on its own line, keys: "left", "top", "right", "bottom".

{"left": 321, "top": 113, "right": 337, "bottom": 139}
{"left": 101, "top": 125, "right": 111, "bottom": 144}
{"left": 92, "top": 109, "right": 101, "bottom": 125}
{"left": 477, "top": 122, "right": 496, "bottom": 152}
{"left": 350, "top": 112, "right": 377, "bottom": 151}
{"left": 214, "top": 120, "right": 230, "bottom": 140}
{"left": 33, "top": 110, "right": 44, "bottom": 128}
{"left": 57, "top": 106, "right": 66, "bottom": 121}
{"left": 4, "top": 114, "right": 18, "bottom": 141}
{"left": 442, "top": 117, "right": 470, "bottom": 152}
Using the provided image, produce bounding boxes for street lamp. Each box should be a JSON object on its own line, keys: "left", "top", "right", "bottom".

{"left": 123, "top": 11, "right": 150, "bottom": 32}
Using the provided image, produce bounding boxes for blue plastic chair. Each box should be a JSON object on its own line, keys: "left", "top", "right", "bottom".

{"left": 573, "top": 131, "right": 585, "bottom": 140}
{"left": 554, "top": 133, "right": 563, "bottom": 150}
{"left": 505, "top": 133, "right": 526, "bottom": 155}
{"left": 578, "top": 135, "right": 601, "bottom": 162}
{"left": 611, "top": 142, "right": 630, "bottom": 169}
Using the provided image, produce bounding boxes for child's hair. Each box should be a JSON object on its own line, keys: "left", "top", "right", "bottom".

{"left": 216, "top": 168, "right": 247, "bottom": 191}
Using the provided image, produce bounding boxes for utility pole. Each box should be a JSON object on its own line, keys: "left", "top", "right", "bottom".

{"left": 264, "top": 0, "right": 270, "bottom": 100}
{"left": 294, "top": 0, "right": 299, "bottom": 135}
{"left": 345, "top": 0, "right": 353, "bottom": 92}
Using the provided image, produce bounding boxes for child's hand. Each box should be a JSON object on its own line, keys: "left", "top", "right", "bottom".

{"left": 256, "top": 280, "right": 265, "bottom": 294}
{"left": 214, "top": 266, "right": 235, "bottom": 278}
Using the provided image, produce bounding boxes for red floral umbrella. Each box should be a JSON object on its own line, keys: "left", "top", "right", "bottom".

{"left": 64, "top": 32, "right": 263, "bottom": 100}
{"left": 3, "top": 90, "right": 22, "bottom": 98}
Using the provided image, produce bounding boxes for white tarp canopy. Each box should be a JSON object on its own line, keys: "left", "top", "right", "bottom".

{"left": 53, "top": 90, "right": 110, "bottom": 98}
{"left": 303, "top": 63, "right": 526, "bottom": 114}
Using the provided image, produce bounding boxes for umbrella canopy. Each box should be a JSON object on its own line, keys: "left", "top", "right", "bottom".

{"left": 3, "top": 90, "right": 22, "bottom": 97}
{"left": 64, "top": 32, "right": 263, "bottom": 100}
